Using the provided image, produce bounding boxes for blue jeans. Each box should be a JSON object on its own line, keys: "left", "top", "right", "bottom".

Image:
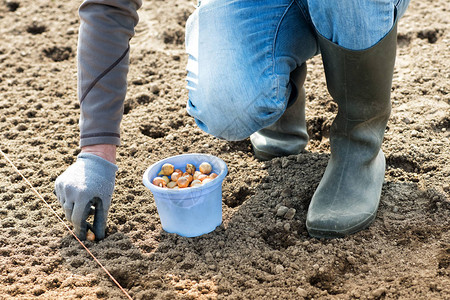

{"left": 185, "top": 0, "right": 409, "bottom": 141}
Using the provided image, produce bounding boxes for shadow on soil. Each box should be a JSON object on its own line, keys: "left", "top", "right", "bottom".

{"left": 58, "top": 149, "right": 448, "bottom": 299}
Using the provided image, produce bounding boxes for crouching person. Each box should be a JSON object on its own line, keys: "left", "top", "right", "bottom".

{"left": 185, "top": 0, "right": 410, "bottom": 238}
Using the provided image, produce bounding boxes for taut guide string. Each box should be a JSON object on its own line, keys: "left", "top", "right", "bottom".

{"left": 0, "top": 149, "right": 133, "bottom": 300}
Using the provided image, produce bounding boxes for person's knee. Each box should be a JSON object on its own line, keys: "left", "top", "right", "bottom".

{"left": 186, "top": 77, "right": 287, "bottom": 141}
{"left": 185, "top": 25, "right": 288, "bottom": 140}
{"left": 184, "top": 0, "right": 301, "bottom": 140}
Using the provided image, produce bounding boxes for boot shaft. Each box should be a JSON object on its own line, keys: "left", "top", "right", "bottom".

{"left": 250, "top": 63, "right": 309, "bottom": 160}
{"left": 317, "top": 19, "right": 398, "bottom": 161}
{"left": 318, "top": 21, "right": 397, "bottom": 124}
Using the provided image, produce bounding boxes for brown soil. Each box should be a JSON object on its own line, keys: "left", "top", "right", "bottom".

{"left": 0, "top": 0, "right": 449, "bottom": 299}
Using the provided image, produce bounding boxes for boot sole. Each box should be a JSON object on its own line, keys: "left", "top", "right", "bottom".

{"left": 306, "top": 212, "right": 377, "bottom": 239}
{"left": 253, "top": 148, "right": 278, "bottom": 161}
{"left": 253, "top": 146, "right": 304, "bottom": 161}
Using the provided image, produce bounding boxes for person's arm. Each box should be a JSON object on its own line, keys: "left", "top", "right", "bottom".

{"left": 55, "top": 0, "right": 142, "bottom": 241}
{"left": 78, "top": 0, "right": 142, "bottom": 147}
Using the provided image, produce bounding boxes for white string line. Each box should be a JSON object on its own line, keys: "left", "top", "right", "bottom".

{"left": 0, "top": 149, "right": 133, "bottom": 300}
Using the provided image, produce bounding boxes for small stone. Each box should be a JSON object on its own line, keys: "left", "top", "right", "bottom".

{"left": 165, "top": 134, "right": 175, "bottom": 141}
{"left": 129, "top": 145, "right": 137, "bottom": 156}
{"left": 174, "top": 282, "right": 185, "bottom": 290}
{"left": 150, "top": 84, "right": 160, "bottom": 94}
{"left": 346, "top": 255, "right": 357, "bottom": 265}
{"left": 280, "top": 188, "right": 292, "bottom": 197}
{"left": 283, "top": 223, "right": 291, "bottom": 231}
{"left": 32, "top": 286, "right": 45, "bottom": 296}
{"left": 281, "top": 158, "right": 291, "bottom": 168}
{"left": 402, "top": 117, "right": 411, "bottom": 124}
{"left": 275, "top": 221, "right": 284, "bottom": 230}
{"left": 212, "top": 274, "right": 222, "bottom": 281}
{"left": 275, "top": 264, "right": 284, "bottom": 273}
{"left": 205, "top": 252, "right": 214, "bottom": 262}
{"left": 66, "top": 27, "right": 76, "bottom": 35}
{"left": 296, "top": 287, "right": 308, "bottom": 297}
{"left": 313, "top": 264, "right": 319, "bottom": 270}
{"left": 442, "top": 127, "right": 447, "bottom": 132}
{"left": 276, "top": 206, "right": 289, "bottom": 217}
{"left": 17, "top": 124, "right": 27, "bottom": 131}
{"left": 351, "top": 289, "right": 361, "bottom": 298}
{"left": 132, "top": 78, "right": 145, "bottom": 85}
{"left": 371, "top": 287, "right": 386, "bottom": 298}
{"left": 392, "top": 206, "right": 399, "bottom": 213}
{"left": 297, "top": 155, "right": 306, "bottom": 163}
{"left": 261, "top": 183, "right": 270, "bottom": 189}
{"left": 284, "top": 208, "right": 296, "bottom": 220}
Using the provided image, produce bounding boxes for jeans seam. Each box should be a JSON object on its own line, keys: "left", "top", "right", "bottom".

{"left": 294, "top": 0, "right": 320, "bottom": 56}
{"left": 272, "top": 1, "right": 295, "bottom": 108}
{"left": 294, "top": 0, "right": 312, "bottom": 25}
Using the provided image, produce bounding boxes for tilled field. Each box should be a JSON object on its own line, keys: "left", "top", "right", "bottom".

{"left": 0, "top": 0, "right": 449, "bottom": 299}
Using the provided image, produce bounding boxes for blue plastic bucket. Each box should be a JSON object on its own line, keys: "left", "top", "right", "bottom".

{"left": 143, "top": 153, "right": 228, "bottom": 237}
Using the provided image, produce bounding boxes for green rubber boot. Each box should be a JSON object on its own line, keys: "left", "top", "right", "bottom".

{"left": 306, "top": 21, "right": 398, "bottom": 238}
{"left": 250, "top": 63, "right": 309, "bottom": 161}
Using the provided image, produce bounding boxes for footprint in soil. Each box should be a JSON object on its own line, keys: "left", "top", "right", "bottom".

{"left": 223, "top": 186, "right": 254, "bottom": 208}
{"left": 417, "top": 28, "right": 442, "bottom": 44}
{"left": 5, "top": 1, "right": 20, "bottom": 12}
{"left": 26, "top": 22, "right": 46, "bottom": 35}
{"left": 43, "top": 46, "right": 73, "bottom": 62}
{"left": 139, "top": 123, "right": 169, "bottom": 139}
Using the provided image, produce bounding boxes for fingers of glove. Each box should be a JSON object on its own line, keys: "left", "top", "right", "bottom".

{"left": 59, "top": 184, "right": 85, "bottom": 223}
{"left": 55, "top": 190, "right": 64, "bottom": 208}
{"left": 92, "top": 197, "right": 108, "bottom": 240}
{"left": 71, "top": 200, "right": 94, "bottom": 241}
{"left": 63, "top": 201, "right": 74, "bottom": 223}
{"left": 54, "top": 178, "right": 65, "bottom": 206}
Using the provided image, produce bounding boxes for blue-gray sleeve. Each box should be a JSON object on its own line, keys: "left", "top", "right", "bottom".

{"left": 77, "top": 0, "right": 142, "bottom": 147}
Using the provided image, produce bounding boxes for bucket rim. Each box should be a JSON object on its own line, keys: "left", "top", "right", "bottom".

{"left": 143, "top": 153, "right": 228, "bottom": 195}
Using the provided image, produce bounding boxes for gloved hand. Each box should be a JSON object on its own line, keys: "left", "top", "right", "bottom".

{"left": 55, "top": 153, "right": 118, "bottom": 241}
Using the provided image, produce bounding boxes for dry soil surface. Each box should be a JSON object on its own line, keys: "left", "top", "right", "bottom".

{"left": 0, "top": 0, "right": 449, "bottom": 299}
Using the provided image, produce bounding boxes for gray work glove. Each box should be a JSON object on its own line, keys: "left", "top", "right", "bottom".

{"left": 55, "top": 153, "right": 118, "bottom": 241}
